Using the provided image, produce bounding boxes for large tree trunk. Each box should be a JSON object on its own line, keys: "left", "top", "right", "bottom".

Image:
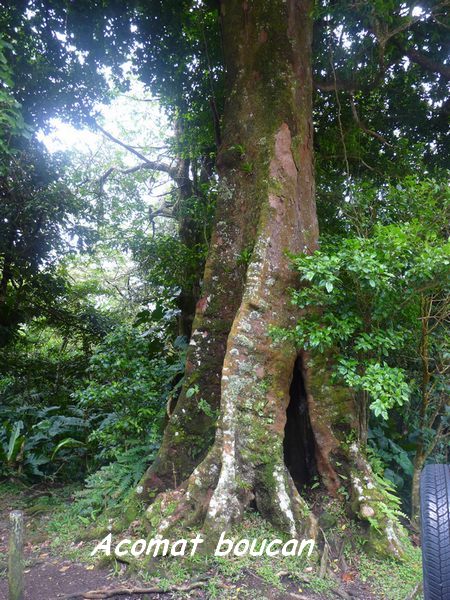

{"left": 141, "top": 0, "right": 316, "bottom": 521}
{"left": 138, "top": 0, "right": 406, "bottom": 556}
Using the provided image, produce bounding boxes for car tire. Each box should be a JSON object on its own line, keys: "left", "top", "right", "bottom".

{"left": 420, "top": 463, "right": 450, "bottom": 600}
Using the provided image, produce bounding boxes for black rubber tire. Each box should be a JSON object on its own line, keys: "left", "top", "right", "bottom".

{"left": 420, "top": 463, "right": 450, "bottom": 600}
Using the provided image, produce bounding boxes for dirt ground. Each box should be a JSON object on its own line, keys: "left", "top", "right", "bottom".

{"left": 0, "top": 554, "right": 377, "bottom": 600}
{"left": 0, "top": 518, "right": 378, "bottom": 599}
{"left": 0, "top": 484, "right": 404, "bottom": 599}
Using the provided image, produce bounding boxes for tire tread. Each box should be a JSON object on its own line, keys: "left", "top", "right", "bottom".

{"left": 420, "top": 464, "right": 450, "bottom": 600}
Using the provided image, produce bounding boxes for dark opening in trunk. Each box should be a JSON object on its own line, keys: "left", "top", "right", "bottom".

{"left": 284, "top": 355, "right": 317, "bottom": 491}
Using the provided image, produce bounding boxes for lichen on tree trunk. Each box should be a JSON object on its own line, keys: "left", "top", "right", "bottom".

{"left": 137, "top": 0, "right": 407, "bottom": 556}
{"left": 139, "top": 0, "right": 318, "bottom": 536}
{"left": 140, "top": 0, "right": 316, "bottom": 503}
{"left": 201, "top": 110, "right": 319, "bottom": 535}
{"left": 305, "top": 352, "right": 406, "bottom": 556}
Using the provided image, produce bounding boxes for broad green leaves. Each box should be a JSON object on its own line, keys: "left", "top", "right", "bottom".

{"left": 282, "top": 180, "right": 449, "bottom": 420}
{"left": 336, "top": 359, "right": 410, "bottom": 419}
{"left": 75, "top": 325, "right": 185, "bottom": 460}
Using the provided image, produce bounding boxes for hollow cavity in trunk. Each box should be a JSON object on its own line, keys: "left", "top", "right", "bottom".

{"left": 284, "top": 355, "right": 317, "bottom": 492}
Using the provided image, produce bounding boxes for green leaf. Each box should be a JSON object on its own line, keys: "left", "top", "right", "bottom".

{"left": 186, "top": 385, "right": 198, "bottom": 399}
{"left": 51, "top": 437, "right": 86, "bottom": 460}
{"left": 7, "top": 421, "right": 24, "bottom": 462}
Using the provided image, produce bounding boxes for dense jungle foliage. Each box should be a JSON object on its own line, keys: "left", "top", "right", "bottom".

{"left": 0, "top": 0, "right": 448, "bottom": 529}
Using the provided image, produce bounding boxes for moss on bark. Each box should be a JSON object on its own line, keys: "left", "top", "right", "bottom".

{"left": 134, "top": 0, "right": 406, "bottom": 561}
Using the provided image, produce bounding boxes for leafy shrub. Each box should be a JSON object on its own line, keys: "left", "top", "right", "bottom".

{"left": 276, "top": 221, "right": 449, "bottom": 420}
{"left": 0, "top": 326, "right": 93, "bottom": 479}
{"left": 75, "top": 324, "right": 186, "bottom": 460}
{"left": 0, "top": 321, "right": 185, "bottom": 480}
{"left": 276, "top": 178, "right": 449, "bottom": 511}
{"left": 0, "top": 403, "right": 94, "bottom": 478}
{"left": 367, "top": 425, "right": 414, "bottom": 491}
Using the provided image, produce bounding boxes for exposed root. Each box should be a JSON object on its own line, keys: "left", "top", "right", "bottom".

{"left": 144, "top": 445, "right": 221, "bottom": 540}
{"left": 143, "top": 440, "right": 317, "bottom": 551}
{"left": 64, "top": 579, "right": 209, "bottom": 599}
{"left": 254, "top": 464, "right": 318, "bottom": 540}
{"left": 141, "top": 415, "right": 403, "bottom": 561}
{"left": 348, "top": 442, "right": 406, "bottom": 557}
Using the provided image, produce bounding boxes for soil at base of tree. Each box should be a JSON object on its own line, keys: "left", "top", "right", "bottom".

{"left": 0, "top": 556, "right": 377, "bottom": 600}
{"left": 0, "top": 484, "right": 380, "bottom": 600}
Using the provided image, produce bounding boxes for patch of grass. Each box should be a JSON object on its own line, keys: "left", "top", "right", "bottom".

{"left": 206, "top": 576, "right": 222, "bottom": 599}
{"left": 45, "top": 501, "right": 102, "bottom": 563}
{"left": 0, "top": 480, "right": 29, "bottom": 510}
{"left": 306, "top": 575, "right": 336, "bottom": 597}
{"left": 255, "top": 563, "right": 282, "bottom": 588}
{"left": 357, "top": 542, "right": 423, "bottom": 600}
{"left": 132, "top": 510, "right": 324, "bottom": 598}
{"left": 0, "top": 481, "right": 98, "bottom": 565}
{"left": 208, "top": 511, "right": 317, "bottom": 583}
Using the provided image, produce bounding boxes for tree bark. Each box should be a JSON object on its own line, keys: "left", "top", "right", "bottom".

{"left": 140, "top": 0, "right": 317, "bottom": 537}
{"left": 138, "top": 0, "right": 406, "bottom": 556}
{"left": 411, "top": 448, "right": 425, "bottom": 529}
{"left": 305, "top": 352, "right": 406, "bottom": 556}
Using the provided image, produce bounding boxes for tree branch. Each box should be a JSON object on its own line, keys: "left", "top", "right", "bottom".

{"left": 64, "top": 579, "right": 209, "bottom": 599}
{"left": 349, "top": 95, "right": 393, "bottom": 147}
{"left": 95, "top": 123, "right": 179, "bottom": 180}
{"left": 314, "top": 57, "right": 394, "bottom": 93}
{"left": 314, "top": 77, "right": 359, "bottom": 93}
{"left": 93, "top": 162, "right": 173, "bottom": 195}
{"left": 315, "top": 1, "right": 450, "bottom": 92}
{"left": 401, "top": 45, "right": 450, "bottom": 80}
